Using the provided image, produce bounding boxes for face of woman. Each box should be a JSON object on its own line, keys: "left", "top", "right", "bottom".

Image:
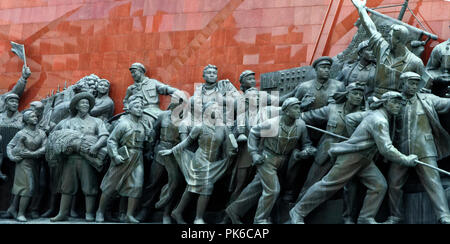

{"left": 347, "top": 90, "right": 364, "bottom": 106}
{"left": 25, "top": 112, "right": 39, "bottom": 126}
{"left": 129, "top": 102, "right": 143, "bottom": 117}
{"left": 97, "top": 81, "right": 110, "bottom": 95}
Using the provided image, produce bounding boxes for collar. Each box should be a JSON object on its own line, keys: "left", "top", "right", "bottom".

{"left": 314, "top": 79, "right": 329, "bottom": 90}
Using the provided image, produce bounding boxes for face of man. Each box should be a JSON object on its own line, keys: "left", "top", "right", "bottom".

{"left": 6, "top": 98, "right": 19, "bottom": 112}
{"left": 388, "top": 29, "right": 404, "bottom": 50}
{"left": 316, "top": 64, "right": 330, "bottom": 82}
{"left": 241, "top": 74, "right": 256, "bottom": 90}
{"left": 347, "top": 89, "right": 364, "bottom": 106}
{"left": 385, "top": 98, "right": 403, "bottom": 115}
{"left": 361, "top": 48, "right": 375, "bottom": 63}
{"left": 286, "top": 104, "right": 301, "bottom": 119}
{"left": 97, "top": 81, "right": 110, "bottom": 95}
{"left": 76, "top": 99, "right": 90, "bottom": 116}
{"left": 129, "top": 102, "right": 143, "bottom": 117}
{"left": 403, "top": 78, "right": 420, "bottom": 97}
{"left": 203, "top": 68, "right": 218, "bottom": 84}
{"left": 30, "top": 105, "right": 43, "bottom": 118}
{"left": 130, "top": 68, "right": 144, "bottom": 83}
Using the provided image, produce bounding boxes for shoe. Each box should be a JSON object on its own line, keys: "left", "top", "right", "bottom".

{"left": 343, "top": 217, "right": 355, "bottom": 224}
{"left": 382, "top": 216, "right": 401, "bottom": 224}
{"left": 254, "top": 219, "right": 272, "bottom": 224}
{"left": 162, "top": 215, "right": 172, "bottom": 224}
{"left": 438, "top": 216, "right": 450, "bottom": 224}
{"left": 41, "top": 208, "right": 56, "bottom": 218}
{"left": 193, "top": 218, "right": 206, "bottom": 224}
{"left": 225, "top": 207, "right": 242, "bottom": 224}
{"left": 70, "top": 209, "right": 79, "bottom": 218}
{"left": 119, "top": 213, "right": 127, "bottom": 223}
{"left": 95, "top": 212, "right": 104, "bottom": 223}
{"left": 171, "top": 211, "right": 187, "bottom": 224}
{"left": 0, "top": 208, "right": 16, "bottom": 219}
{"left": 125, "top": 215, "right": 140, "bottom": 224}
{"left": 16, "top": 215, "right": 27, "bottom": 222}
{"left": 357, "top": 217, "right": 380, "bottom": 224}
{"left": 85, "top": 213, "right": 95, "bottom": 222}
{"left": 30, "top": 211, "right": 40, "bottom": 219}
{"left": 218, "top": 215, "right": 231, "bottom": 224}
{"left": 135, "top": 208, "right": 149, "bottom": 222}
{"left": 289, "top": 209, "right": 305, "bottom": 224}
{"left": 50, "top": 214, "right": 68, "bottom": 222}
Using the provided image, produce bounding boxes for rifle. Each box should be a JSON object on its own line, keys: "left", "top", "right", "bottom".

{"left": 306, "top": 124, "right": 450, "bottom": 177}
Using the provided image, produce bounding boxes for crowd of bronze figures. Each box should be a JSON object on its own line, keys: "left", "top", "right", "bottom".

{"left": 0, "top": 0, "right": 450, "bottom": 224}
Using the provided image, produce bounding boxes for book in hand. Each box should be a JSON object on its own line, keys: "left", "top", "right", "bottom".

{"left": 118, "top": 146, "right": 129, "bottom": 161}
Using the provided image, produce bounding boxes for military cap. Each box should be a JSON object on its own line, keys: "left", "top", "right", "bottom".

{"left": 346, "top": 82, "right": 365, "bottom": 92}
{"left": 357, "top": 40, "right": 370, "bottom": 54}
{"left": 239, "top": 70, "right": 256, "bottom": 83}
{"left": 400, "top": 71, "right": 421, "bottom": 81}
{"left": 381, "top": 91, "right": 404, "bottom": 101}
{"left": 129, "top": 63, "right": 146, "bottom": 74}
{"left": 4, "top": 93, "right": 19, "bottom": 102}
{"left": 312, "top": 56, "right": 333, "bottom": 69}
{"left": 282, "top": 97, "right": 301, "bottom": 111}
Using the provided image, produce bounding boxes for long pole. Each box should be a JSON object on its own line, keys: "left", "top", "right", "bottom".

{"left": 305, "top": 124, "right": 450, "bottom": 176}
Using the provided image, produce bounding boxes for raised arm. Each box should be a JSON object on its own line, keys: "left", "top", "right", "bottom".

{"left": 352, "top": 0, "right": 378, "bottom": 37}
{"left": 10, "top": 65, "right": 31, "bottom": 98}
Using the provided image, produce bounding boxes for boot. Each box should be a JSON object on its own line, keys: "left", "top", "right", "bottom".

{"left": 136, "top": 207, "right": 149, "bottom": 222}
{"left": 70, "top": 199, "right": 79, "bottom": 218}
{"left": 125, "top": 198, "right": 140, "bottom": 224}
{"left": 382, "top": 216, "right": 401, "bottom": 224}
{"left": 85, "top": 195, "right": 96, "bottom": 222}
{"left": 17, "top": 197, "right": 31, "bottom": 222}
{"left": 1, "top": 195, "right": 19, "bottom": 219}
{"left": 95, "top": 194, "right": 111, "bottom": 223}
{"left": 41, "top": 194, "right": 58, "bottom": 218}
{"left": 50, "top": 194, "right": 72, "bottom": 222}
{"left": 357, "top": 217, "right": 380, "bottom": 224}
{"left": 225, "top": 207, "right": 243, "bottom": 224}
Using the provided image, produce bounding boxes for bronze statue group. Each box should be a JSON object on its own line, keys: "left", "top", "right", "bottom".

{"left": 0, "top": 0, "right": 450, "bottom": 224}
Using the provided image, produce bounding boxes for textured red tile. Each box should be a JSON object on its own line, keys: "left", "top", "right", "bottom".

{"left": 275, "top": 45, "right": 291, "bottom": 64}
{"left": 8, "top": 24, "right": 23, "bottom": 40}
{"left": 159, "top": 32, "right": 173, "bottom": 49}
{"left": 78, "top": 53, "right": 91, "bottom": 70}
{"left": 261, "top": 8, "right": 294, "bottom": 27}
{"left": 183, "top": 0, "right": 201, "bottom": 13}
{"left": 65, "top": 54, "right": 79, "bottom": 70}
{"left": 185, "top": 12, "right": 204, "bottom": 30}
{"left": 243, "top": 53, "right": 259, "bottom": 65}
{"left": 118, "top": 17, "right": 133, "bottom": 33}
{"left": 52, "top": 55, "right": 66, "bottom": 71}
{"left": 41, "top": 55, "right": 54, "bottom": 71}
{"left": 89, "top": 52, "right": 103, "bottom": 70}
{"left": 102, "top": 52, "right": 117, "bottom": 70}
{"left": 117, "top": 52, "right": 131, "bottom": 69}
{"left": 226, "top": 46, "right": 243, "bottom": 64}
{"left": 109, "top": 2, "right": 131, "bottom": 18}
{"left": 63, "top": 36, "right": 78, "bottom": 54}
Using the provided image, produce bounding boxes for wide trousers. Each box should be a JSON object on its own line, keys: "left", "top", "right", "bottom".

{"left": 387, "top": 156, "right": 450, "bottom": 220}
{"left": 291, "top": 153, "right": 387, "bottom": 219}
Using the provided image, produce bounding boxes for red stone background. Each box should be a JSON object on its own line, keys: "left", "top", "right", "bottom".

{"left": 0, "top": 0, "right": 448, "bottom": 114}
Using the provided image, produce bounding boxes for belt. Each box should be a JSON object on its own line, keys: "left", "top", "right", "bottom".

{"left": 262, "top": 147, "right": 283, "bottom": 157}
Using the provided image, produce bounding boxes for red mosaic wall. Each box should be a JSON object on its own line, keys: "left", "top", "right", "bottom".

{"left": 0, "top": 0, "right": 448, "bottom": 113}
